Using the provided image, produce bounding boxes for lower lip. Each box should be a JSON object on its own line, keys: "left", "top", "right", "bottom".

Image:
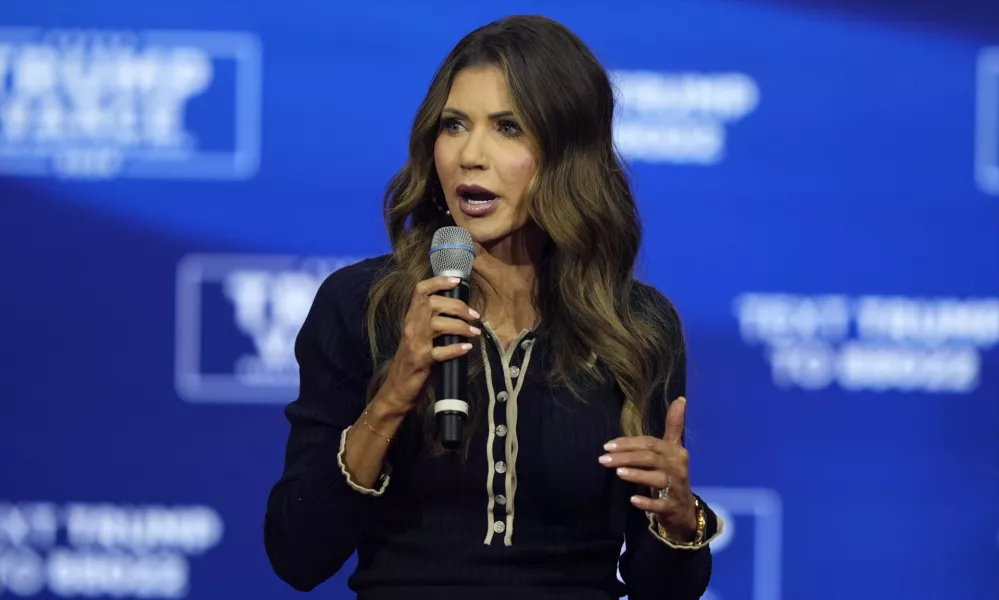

{"left": 458, "top": 197, "right": 499, "bottom": 217}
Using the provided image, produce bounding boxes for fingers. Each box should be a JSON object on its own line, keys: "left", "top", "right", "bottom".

{"left": 599, "top": 444, "right": 688, "bottom": 488}
{"left": 600, "top": 434, "right": 690, "bottom": 498}
{"left": 629, "top": 495, "right": 671, "bottom": 514}
{"left": 430, "top": 342, "right": 474, "bottom": 362}
{"left": 386, "top": 276, "right": 479, "bottom": 408}
{"left": 426, "top": 314, "right": 479, "bottom": 363}
{"left": 614, "top": 466, "right": 671, "bottom": 489}
{"left": 413, "top": 277, "right": 480, "bottom": 322}
{"left": 598, "top": 449, "right": 661, "bottom": 469}
{"left": 664, "top": 396, "right": 686, "bottom": 445}
{"left": 429, "top": 295, "right": 480, "bottom": 321}
{"left": 430, "top": 316, "right": 481, "bottom": 339}
{"left": 414, "top": 275, "right": 462, "bottom": 296}
{"left": 603, "top": 397, "right": 687, "bottom": 451}
{"left": 400, "top": 277, "right": 481, "bottom": 370}
{"left": 603, "top": 436, "right": 664, "bottom": 453}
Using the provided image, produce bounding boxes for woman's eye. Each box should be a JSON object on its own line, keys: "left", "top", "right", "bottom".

{"left": 497, "top": 120, "right": 522, "bottom": 137}
{"left": 440, "top": 117, "right": 464, "bottom": 134}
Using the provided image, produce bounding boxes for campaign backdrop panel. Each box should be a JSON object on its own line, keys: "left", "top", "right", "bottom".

{"left": 1, "top": 1, "right": 997, "bottom": 599}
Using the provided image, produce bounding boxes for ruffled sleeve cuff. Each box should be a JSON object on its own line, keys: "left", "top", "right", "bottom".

{"left": 336, "top": 427, "right": 391, "bottom": 496}
{"left": 645, "top": 498, "right": 725, "bottom": 551}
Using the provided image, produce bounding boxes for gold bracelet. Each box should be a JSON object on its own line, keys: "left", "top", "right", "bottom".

{"left": 361, "top": 408, "right": 393, "bottom": 443}
{"left": 693, "top": 496, "right": 707, "bottom": 544}
{"left": 657, "top": 496, "right": 707, "bottom": 546}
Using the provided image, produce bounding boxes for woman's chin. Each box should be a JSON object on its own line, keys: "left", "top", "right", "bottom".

{"left": 458, "top": 219, "right": 510, "bottom": 244}
{"left": 450, "top": 213, "right": 536, "bottom": 250}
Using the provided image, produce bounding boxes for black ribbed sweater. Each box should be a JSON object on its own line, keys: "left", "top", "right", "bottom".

{"left": 263, "top": 255, "right": 719, "bottom": 600}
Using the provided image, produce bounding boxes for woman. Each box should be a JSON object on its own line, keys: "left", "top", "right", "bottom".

{"left": 264, "top": 14, "right": 723, "bottom": 600}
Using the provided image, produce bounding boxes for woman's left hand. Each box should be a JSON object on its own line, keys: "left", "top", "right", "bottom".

{"left": 599, "top": 396, "right": 698, "bottom": 542}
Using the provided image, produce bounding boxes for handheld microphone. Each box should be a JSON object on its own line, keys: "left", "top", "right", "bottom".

{"left": 429, "top": 226, "right": 476, "bottom": 450}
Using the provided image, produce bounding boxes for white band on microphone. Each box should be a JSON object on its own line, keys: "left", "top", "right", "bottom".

{"left": 433, "top": 399, "right": 469, "bottom": 415}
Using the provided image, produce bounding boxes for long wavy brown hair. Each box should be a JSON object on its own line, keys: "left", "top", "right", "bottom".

{"left": 364, "top": 15, "right": 684, "bottom": 450}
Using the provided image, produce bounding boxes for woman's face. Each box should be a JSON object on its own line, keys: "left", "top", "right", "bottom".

{"left": 433, "top": 65, "right": 538, "bottom": 247}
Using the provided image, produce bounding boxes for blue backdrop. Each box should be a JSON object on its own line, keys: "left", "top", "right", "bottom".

{"left": 1, "top": 1, "right": 997, "bottom": 599}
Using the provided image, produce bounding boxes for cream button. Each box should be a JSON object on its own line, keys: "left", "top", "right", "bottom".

{"left": 496, "top": 494, "right": 507, "bottom": 505}
{"left": 495, "top": 461, "right": 507, "bottom": 474}
{"left": 496, "top": 425, "right": 508, "bottom": 437}
{"left": 509, "top": 366, "right": 521, "bottom": 378}
{"left": 493, "top": 521, "right": 506, "bottom": 533}
{"left": 497, "top": 391, "right": 509, "bottom": 403}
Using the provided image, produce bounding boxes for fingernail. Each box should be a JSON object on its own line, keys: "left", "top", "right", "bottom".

{"left": 603, "top": 442, "right": 617, "bottom": 451}
{"left": 461, "top": 343, "right": 472, "bottom": 350}
{"left": 469, "top": 309, "right": 481, "bottom": 319}
{"left": 598, "top": 455, "right": 612, "bottom": 464}
{"left": 469, "top": 326, "right": 481, "bottom": 336}
{"left": 616, "top": 467, "right": 629, "bottom": 476}
{"left": 449, "top": 277, "right": 460, "bottom": 283}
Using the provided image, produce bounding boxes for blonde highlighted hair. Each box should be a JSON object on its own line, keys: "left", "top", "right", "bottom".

{"left": 364, "top": 15, "right": 685, "bottom": 450}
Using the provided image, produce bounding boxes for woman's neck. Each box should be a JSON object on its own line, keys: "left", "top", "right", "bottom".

{"left": 472, "top": 227, "right": 543, "bottom": 335}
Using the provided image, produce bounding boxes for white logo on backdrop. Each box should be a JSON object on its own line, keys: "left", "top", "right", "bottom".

{"left": 617, "top": 487, "right": 781, "bottom": 600}
{"left": 734, "top": 293, "right": 999, "bottom": 393}
{"left": 174, "top": 253, "right": 363, "bottom": 403}
{"left": 976, "top": 47, "right": 999, "bottom": 195}
{"left": 0, "top": 28, "right": 261, "bottom": 180}
{"left": 611, "top": 70, "right": 759, "bottom": 165}
{"left": 0, "top": 501, "right": 222, "bottom": 597}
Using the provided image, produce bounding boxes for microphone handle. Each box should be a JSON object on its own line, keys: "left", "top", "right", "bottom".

{"left": 433, "top": 280, "right": 470, "bottom": 449}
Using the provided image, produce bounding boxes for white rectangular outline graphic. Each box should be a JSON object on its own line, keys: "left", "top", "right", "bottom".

{"left": 976, "top": 47, "right": 999, "bottom": 195}
{"left": 175, "top": 253, "right": 356, "bottom": 404}
{"left": 0, "top": 28, "right": 262, "bottom": 180}
{"left": 698, "top": 487, "right": 783, "bottom": 600}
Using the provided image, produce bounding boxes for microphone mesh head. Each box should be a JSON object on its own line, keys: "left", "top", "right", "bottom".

{"left": 430, "top": 226, "right": 475, "bottom": 279}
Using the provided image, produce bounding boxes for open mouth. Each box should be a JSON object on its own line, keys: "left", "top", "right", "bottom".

{"left": 455, "top": 184, "right": 500, "bottom": 217}
{"left": 463, "top": 192, "right": 496, "bottom": 204}
{"left": 456, "top": 184, "right": 499, "bottom": 204}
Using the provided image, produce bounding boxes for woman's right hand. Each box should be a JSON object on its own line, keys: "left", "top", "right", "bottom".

{"left": 378, "top": 275, "right": 481, "bottom": 413}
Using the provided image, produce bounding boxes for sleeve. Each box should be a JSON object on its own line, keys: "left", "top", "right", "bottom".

{"left": 263, "top": 267, "right": 389, "bottom": 592}
{"left": 619, "top": 332, "right": 725, "bottom": 599}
